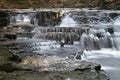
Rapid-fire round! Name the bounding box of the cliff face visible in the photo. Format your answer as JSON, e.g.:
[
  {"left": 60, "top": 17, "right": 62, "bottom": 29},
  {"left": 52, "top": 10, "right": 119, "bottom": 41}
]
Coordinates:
[{"left": 0, "top": 0, "right": 120, "bottom": 9}]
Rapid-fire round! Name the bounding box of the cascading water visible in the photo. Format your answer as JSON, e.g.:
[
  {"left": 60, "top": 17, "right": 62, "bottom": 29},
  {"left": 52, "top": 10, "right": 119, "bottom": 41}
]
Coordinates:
[
  {"left": 80, "top": 28, "right": 115, "bottom": 50},
  {"left": 57, "top": 14, "right": 78, "bottom": 27},
  {"left": 54, "top": 11, "right": 120, "bottom": 77},
  {"left": 114, "top": 16, "right": 120, "bottom": 26},
  {"left": 113, "top": 16, "right": 120, "bottom": 50},
  {"left": 76, "top": 10, "right": 120, "bottom": 80},
  {"left": 31, "top": 9, "right": 120, "bottom": 62},
  {"left": 6, "top": 9, "right": 120, "bottom": 80}
]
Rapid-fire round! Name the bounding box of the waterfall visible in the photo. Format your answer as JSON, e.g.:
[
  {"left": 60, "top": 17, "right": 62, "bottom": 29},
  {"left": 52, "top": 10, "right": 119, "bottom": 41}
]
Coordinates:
[
  {"left": 79, "top": 28, "right": 117, "bottom": 50},
  {"left": 113, "top": 16, "right": 120, "bottom": 50},
  {"left": 57, "top": 14, "right": 78, "bottom": 27},
  {"left": 113, "top": 32, "right": 120, "bottom": 50},
  {"left": 18, "top": 9, "right": 120, "bottom": 51},
  {"left": 10, "top": 13, "right": 36, "bottom": 25},
  {"left": 114, "top": 16, "right": 120, "bottom": 26}
]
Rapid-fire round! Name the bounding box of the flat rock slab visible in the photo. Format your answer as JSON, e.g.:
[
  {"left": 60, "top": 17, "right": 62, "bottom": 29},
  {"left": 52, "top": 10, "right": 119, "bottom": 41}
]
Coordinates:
[
  {"left": 0, "top": 70, "right": 109, "bottom": 80},
  {"left": 0, "top": 46, "right": 109, "bottom": 80}
]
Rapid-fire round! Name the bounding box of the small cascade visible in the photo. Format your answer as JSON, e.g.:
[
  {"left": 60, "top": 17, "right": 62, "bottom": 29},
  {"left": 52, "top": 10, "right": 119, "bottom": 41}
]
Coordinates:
[
  {"left": 74, "top": 49, "right": 88, "bottom": 61},
  {"left": 2, "top": 9, "right": 120, "bottom": 52},
  {"left": 114, "top": 16, "right": 120, "bottom": 26},
  {"left": 32, "top": 9, "right": 120, "bottom": 51},
  {"left": 36, "top": 11, "right": 63, "bottom": 26},
  {"left": 57, "top": 14, "right": 78, "bottom": 27},
  {"left": 0, "top": 11, "right": 10, "bottom": 27},
  {"left": 33, "top": 27, "right": 85, "bottom": 45},
  {"left": 79, "top": 28, "right": 116, "bottom": 50},
  {"left": 113, "top": 16, "right": 120, "bottom": 50},
  {"left": 68, "top": 10, "right": 119, "bottom": 26},
  {"left": 11, "top": 40, "right": 60, "bottom": 54},
  {"left": 80, "top": 50, "right": 88, "bottom": 61},
  {"left": 9, "top": 13, "right": 37, "bottom": 25},
  {"left": 8, "top": 10, "right": 63, "bottom": 27}
]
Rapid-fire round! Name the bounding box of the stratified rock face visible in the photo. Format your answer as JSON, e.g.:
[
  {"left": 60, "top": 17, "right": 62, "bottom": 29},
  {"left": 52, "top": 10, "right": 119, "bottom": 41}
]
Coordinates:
[
  {"left": 36, "top": 11, "right": 62, "bottom": 26},
  {"left": 0, "top": 11, "right": 10, "bottom": 27}
]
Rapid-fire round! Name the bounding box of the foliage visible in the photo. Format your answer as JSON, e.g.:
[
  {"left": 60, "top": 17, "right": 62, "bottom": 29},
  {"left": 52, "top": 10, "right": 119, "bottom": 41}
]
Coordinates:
[{"left": 0, "top": 0, "right": 120, "bottom": 9}]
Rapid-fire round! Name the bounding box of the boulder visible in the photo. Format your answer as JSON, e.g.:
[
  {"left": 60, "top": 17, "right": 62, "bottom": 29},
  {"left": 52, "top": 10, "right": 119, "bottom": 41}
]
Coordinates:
[
  {"left": 0, "top": 46, "right": 23, "bottom": 72},
  {"left": 0, "top": 11, "right": 10, "bottom": 27},
  {"left": 0, "top": 46, "right": 13, "bottom": 58}
]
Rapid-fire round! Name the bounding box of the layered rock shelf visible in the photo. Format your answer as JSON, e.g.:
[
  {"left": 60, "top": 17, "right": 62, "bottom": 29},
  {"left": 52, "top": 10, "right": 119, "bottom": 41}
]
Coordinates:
[
  {"left": 0, "top": 9, "right": 116, "bottom": 80},
  {"left": 0, "top": 46, "right": 109, "bottom": 80}
]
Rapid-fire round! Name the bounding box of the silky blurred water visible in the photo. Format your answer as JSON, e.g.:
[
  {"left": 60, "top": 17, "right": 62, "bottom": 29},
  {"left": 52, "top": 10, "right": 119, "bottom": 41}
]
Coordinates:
[{"left": 12, "top": 9, "right": 120, "bottom": 80}]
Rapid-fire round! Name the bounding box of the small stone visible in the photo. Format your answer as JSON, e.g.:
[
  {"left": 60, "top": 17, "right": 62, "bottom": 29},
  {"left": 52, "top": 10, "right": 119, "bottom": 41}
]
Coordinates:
[{"left": 95, "top": 64, "right": 101, "bottom": 71}]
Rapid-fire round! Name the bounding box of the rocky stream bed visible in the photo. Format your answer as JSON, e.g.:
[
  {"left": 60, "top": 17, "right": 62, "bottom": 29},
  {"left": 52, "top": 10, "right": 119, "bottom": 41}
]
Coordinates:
[{"left": 0, "top": 46, "right": 109, "bottom": 80}]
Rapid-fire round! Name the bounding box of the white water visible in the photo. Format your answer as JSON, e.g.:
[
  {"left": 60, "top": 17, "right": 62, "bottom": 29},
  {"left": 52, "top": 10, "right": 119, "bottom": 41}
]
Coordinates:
[
  {"left": 82, "top": 49, "right": 120, "bottom": 80},
  {"left": 17, "top": 9, "right": 120, "bottom": 80},
  {"left": 57, "top": 14, "right": 78, "bottom": 27},
  {"left": 58, "top": 11, "right": 120, "bottom": 80},
  {"left": 114, "top": 16, "right": 120, "bottom": 26},
  {"left": 80, "top": 15, "right": 120, "bottom": 80},
  {"left": 113, "top": 16, "right": 120, "bottom": 50}
]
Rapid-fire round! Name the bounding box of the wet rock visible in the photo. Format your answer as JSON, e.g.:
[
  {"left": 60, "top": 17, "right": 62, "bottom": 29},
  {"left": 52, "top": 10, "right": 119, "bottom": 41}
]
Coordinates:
[
  {"left": 0, "top": 46, "right": 13, "bottom": 58},
  {"left": 0, "top": 11, "right": 10, "bottom": 27},
  {"left": 95, "top": 64, "right": 101, "bottom": 71},
  {"left": 0, "top": 46, "right": 109, "bottom": 80},
  {"left": 36, "top": 11, "right": 62, "bottom": 26},
  {"left": 0, "top": 69, "right": 109, "bottom": 80},
  {"left": 0, "top": 45, "right": 21, "bottom": 62},
  {"left": 109, "top": 13, "right": 119, "bottom": 19},
  {"left": 4, "top": 33, "right": 17, "bottom": 40},
  {"left": 9, "top": 54, "right": 21, "bottom": 63},
  {"left": 0, "top": 62, "right": 19, "bottom": 72},
  {"left": 74, "top": 67, "right": 91, "bottom": 72},
  {"left": 96, "top": 33, "right": 102, "bottom": 38},
  {"left": 19, "top": 55, "right": 102, "bottom": 73},
  {"left": 0, "top": 46, "right": 26, "bottom": 72},
  {"left": 0, "top": 46, "right": 14, "bottom": 72},
  {"left": 107, "top": 27, "right": 114, "bottom": 34}
]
